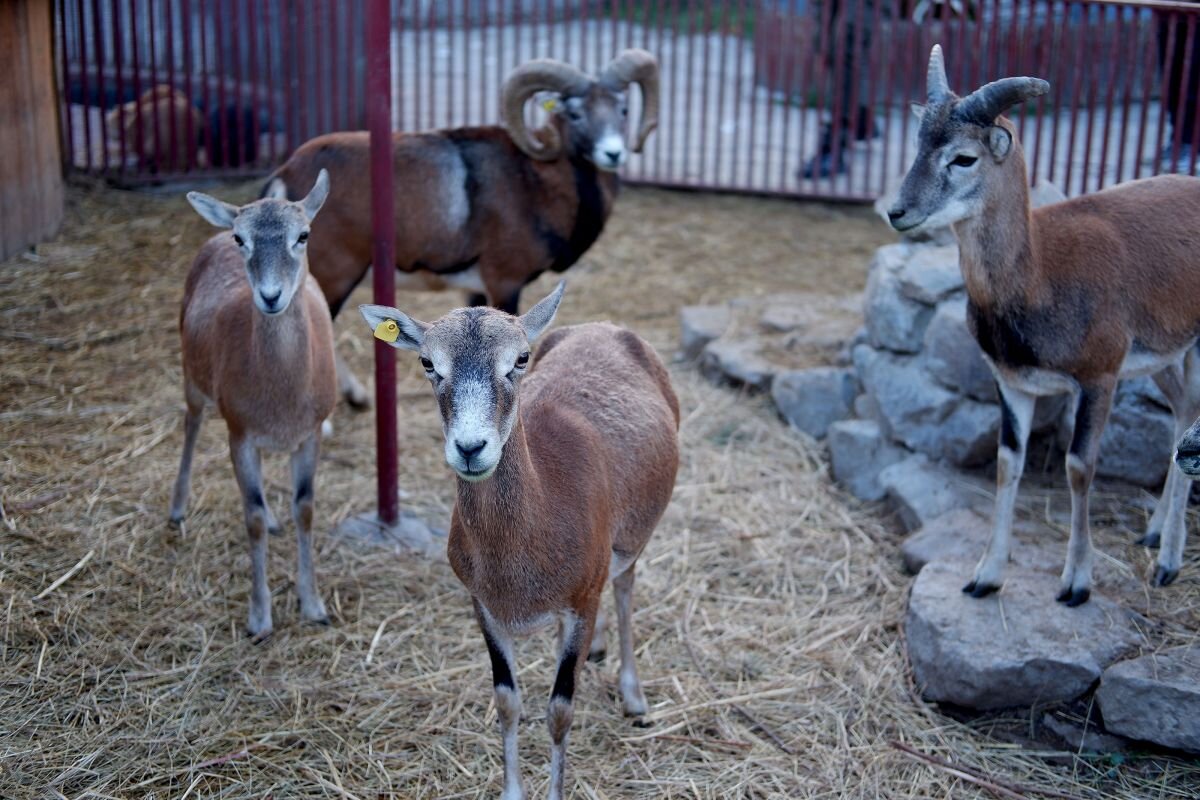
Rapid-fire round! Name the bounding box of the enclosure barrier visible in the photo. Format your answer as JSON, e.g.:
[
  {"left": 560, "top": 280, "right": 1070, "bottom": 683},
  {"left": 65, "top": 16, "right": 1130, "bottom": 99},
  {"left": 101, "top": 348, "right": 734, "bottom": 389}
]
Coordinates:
[{"left": 57, "top": 0, "right": 1200, "bottom": 199}]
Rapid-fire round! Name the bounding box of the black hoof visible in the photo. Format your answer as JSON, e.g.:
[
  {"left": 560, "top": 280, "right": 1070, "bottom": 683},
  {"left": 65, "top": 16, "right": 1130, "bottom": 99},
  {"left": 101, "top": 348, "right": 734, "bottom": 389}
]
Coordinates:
[
  {"left": 587, "top": 649, "right": 607, "bottom": 664},
  {"left": 167, "top": 515, "right": 183, "bottom": 529},
  {"left": 268, "top": 525, "right": 284, "bottom": 537},
  {"left": 1154, "top": 566, "right": 1179, "bottom": 587},
  {"left": 1137, "top": 532, "right": 1161, "bottom": 549},
  {"left": 963, "top": 580, "right": 999, "bottom": 598},
  {"left": 1055, "top": 587, "right": 1091, "bottom": 606},
  {"left": 629, "top": 716, "right": 652, "bottom": 729},
  {"left": 307, "top": 616, "right": 332, "bottom": 627},
  {"left": 246, "top": 629, "right": 273, "bottom": 645},
  {"left": 346, "top": 394, "right": 371, "bottom": 412}
]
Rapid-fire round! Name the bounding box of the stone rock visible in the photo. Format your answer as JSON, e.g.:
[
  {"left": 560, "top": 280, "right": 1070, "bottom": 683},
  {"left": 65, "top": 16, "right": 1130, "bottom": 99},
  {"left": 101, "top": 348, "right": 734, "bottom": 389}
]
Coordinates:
[
  {"left": 828, "top": 419, "right": 910, "bottom": 501},
  {"left": 1041, "top": 713, "right": 1130, "bottom": 754},
  {"left": 855, "top": 345, "right": 999, "bottom": 466},
  {"left": 906, "top": 560, "right": 1145, "bottom": 709},
  {"left": 1096, "top": 379, "right": 1174, "bottom": 488},
  {"left": 699, "top": 337, "right": 776, "bottom": 391},
  {"left": 879, "top": 455, "right": 988, "bottom": 531},
  {"left": 897, "top": 244, "right": 963, "bottom": 305},
  {"left": 852, "top": 391, "right": 891, "bottom": 437},
  {"left": 771, "top": 367, "right": 858, "bottom": 439},
  {"left": 864, "top": 253, "right": 933, "bottom": 354},
  {"left": 680, "top": 304, "right": 732, "bottom": 360},
  {"left": 1096, "top": 646, "right": 1200, "bottom": 753},
  {"left": 923, "top": 297, "right": 996, "bottom": 403},
  {"left": 902, "top": 509, "right": 994, "bottom": 574}
]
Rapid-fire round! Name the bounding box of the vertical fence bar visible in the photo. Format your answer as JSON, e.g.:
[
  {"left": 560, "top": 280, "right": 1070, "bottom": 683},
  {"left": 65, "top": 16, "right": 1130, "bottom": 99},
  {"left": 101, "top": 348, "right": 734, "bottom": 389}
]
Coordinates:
[
  {"left": 367, "top": 0, "right": 398, "bottom": 526},
  {"left": 110, "top": 0, "right": 127, "bottom": 172},
  {"left": 712, "top": 2, "right": 726, "bottom": 186},
  {"left": 1134, "top": 4, "right": 1157, "bottom": 180},
  {"left": 1080, "top": 6, "right": 1099, "bottom": 193},
  {"left": 1154, "top": 14, "right": 1178, "bottom": 176},
  {"left": 165, "top": 0, "right": 181, "bottom": 173},
  {"left": 776, "top": 0, "right": 794, "bottom": 191},
  {"left": 59, "top": 0, "right": 77, "bottom": 173},
  {"left": 130, "top": 0, "right": 144, "bottom": 173},
  {"left": 1117, "top": 5, "right": 1136, "bottom": 185},
  {"left": 91, "top": 0, "right": 109, "bottom": 171},
  {"left": 1170, "top": 17, "right": 1197, "bottom": 173},
  {"left": 76, "top": 0, "right": 93, "bottom": 171},
  {"left": 148, "top": 0, "right": 164, "bottom": 175},
  {"left": 1097, "top": 6, "right": 1121, "bottom": 190}
]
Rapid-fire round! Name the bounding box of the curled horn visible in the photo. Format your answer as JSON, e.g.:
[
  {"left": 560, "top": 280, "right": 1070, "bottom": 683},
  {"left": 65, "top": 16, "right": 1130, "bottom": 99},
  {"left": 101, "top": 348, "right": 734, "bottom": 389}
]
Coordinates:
[
  {"left": 927, "top": 44, "right": 950, "bottom": 103},
  {"left": 502, "top": 59, "right": 592, "bottom": 160},
  {"left": 957, "top": 76, "right": 1050, "bottom": 125},
  {"left": 600, "top": 49, "right": 660, "bottom": 153}
]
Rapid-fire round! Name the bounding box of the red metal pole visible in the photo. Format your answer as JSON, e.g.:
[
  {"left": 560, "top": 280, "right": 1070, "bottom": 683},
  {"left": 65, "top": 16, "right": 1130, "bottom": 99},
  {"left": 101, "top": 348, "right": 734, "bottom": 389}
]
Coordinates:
[{"left": 367, "top": 0, "right": 399, "bottom": 526}]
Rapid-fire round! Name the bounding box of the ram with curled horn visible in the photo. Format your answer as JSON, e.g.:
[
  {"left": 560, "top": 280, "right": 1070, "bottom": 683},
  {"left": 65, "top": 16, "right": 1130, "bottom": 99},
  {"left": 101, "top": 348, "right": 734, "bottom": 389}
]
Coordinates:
[
  {"left": 888, "top": 44, "right": 1200, "bottom": 605},
  {"left": 261, "top": 49, "right": 660, "bottom": 410}
]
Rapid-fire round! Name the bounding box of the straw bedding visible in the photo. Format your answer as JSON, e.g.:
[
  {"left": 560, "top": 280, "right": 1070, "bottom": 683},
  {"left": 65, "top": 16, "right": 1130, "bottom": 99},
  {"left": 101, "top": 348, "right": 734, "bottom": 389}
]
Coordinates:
[{"left": 1, "top": 181, "right": 1198, "bottom": 799}]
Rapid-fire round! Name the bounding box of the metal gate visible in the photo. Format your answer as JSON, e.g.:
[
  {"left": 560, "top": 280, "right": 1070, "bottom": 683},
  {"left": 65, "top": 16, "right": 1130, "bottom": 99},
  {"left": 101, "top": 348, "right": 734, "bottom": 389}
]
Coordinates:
[{"left": 58, "top": 0, "right": 1200, "bottom": 200}]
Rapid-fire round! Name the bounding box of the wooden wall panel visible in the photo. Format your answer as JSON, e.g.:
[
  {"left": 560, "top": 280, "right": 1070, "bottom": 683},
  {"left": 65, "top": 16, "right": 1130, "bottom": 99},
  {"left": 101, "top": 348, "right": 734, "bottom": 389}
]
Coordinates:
[{"left": 0, "top": 0, "right": 64, "bottom": 262}]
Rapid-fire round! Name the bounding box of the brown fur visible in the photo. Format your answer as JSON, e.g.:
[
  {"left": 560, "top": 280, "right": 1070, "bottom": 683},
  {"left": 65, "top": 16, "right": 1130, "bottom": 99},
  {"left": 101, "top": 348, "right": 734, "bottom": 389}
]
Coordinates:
[
  {"left": 266, "top": 119, "right": 619, "bottom": 315},
  {"left": 106, "top": 85, "right": 205, "bottom": 172},
  {"left": 180, "top": 233, "right": 337, "bottom": 446},
  {"left": 447, "top": 321, "right": 679, "bottom": 627}
]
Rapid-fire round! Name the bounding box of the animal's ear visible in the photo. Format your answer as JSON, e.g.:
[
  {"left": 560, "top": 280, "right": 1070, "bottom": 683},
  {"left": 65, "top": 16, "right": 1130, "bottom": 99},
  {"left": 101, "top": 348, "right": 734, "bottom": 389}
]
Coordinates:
[
  {"left": 263, "top": 177, "right": 288, "bottom": 200},
  {"left": 186, "top": 192, "right": 239, "bottom": 228},
  {"left": 358, "top": 304, "right": 428, "bottom": 351},
  {"left": 519, "top": 281, "right": 565, "bottom": 342},
  {"left": 301, "top": 169, "right": 331, "bottom": 221},
  {"left": 911, "top": 103, "right": 926, "bottom": 121},
  {"left": 987, "top": 125, "right": 1013, "bottom": 162}
]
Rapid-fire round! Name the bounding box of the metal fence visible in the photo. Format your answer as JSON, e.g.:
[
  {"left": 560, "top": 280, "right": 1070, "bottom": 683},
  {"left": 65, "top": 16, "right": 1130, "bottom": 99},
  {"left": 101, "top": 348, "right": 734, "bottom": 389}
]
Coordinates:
[{"left": 57, "top": 0, "right": 1200, "bottom": 200}]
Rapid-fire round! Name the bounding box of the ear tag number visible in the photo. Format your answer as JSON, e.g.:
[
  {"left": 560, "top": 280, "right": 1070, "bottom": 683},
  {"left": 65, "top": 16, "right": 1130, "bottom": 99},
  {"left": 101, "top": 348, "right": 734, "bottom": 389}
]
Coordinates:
[
  {"left": 542, "top": 99, "right": 559, "bottom": 112},
  {"left": 374, "top": 320, "right": 400, "bottom": 343}
]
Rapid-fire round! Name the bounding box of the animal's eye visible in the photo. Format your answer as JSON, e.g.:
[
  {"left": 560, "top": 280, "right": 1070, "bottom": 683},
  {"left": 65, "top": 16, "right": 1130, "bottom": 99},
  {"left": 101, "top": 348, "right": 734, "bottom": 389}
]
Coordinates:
[
  {"left": 622, "top": 107, "right": 629, "bottom": 117},
  {"left": 420, "top": 356, "right": 434, "bottom": 372},
  {"left": 515, "top": 352, "right": 530, "bottom": 368},
  {"left": 297, "top": 231, "right": 309, "bottom": 244},
  {"left": 950, "top": 154, "right": 978, "bottom": 168},
  {"left": 233, "top": 234, "right": 245, "bottom": 247}
]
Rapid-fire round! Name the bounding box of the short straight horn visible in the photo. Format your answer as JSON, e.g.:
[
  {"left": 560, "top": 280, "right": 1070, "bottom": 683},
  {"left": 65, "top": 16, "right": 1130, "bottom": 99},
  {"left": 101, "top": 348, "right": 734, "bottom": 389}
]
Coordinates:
[{"left": 927, "top": 44, "right": 950, "bottom": 103}]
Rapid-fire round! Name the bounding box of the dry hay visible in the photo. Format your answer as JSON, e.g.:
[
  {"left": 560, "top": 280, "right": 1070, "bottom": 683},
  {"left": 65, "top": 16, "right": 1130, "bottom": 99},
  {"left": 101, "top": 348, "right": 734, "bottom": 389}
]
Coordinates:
[{"left": 1, "top": 181, "right": 1198, "bottom": 799}]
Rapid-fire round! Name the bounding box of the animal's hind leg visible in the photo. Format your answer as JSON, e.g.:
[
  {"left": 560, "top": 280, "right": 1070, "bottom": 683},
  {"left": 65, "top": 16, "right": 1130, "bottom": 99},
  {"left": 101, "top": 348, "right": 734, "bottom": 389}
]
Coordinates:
[
  {"left": 965, "top": 381, "right": 1036, "bottom": 597},
  {"left": 1144, "top": 361, "right": 1189, "bottom": 548},
  {"left": 1154, "top": 350, "right": 1200, "bottom": 586},
  {"left": 587, "top": 606, "right": 607, "bottom": 663},
  {"left": 169, "top": 383, "right": 205, "bottom": 526},
  {"left": 1058, "top": 378, "right": 1117, "bottom": 606},
  {"left": 613, "top": 563, "right": 648, "bottom": 717}
]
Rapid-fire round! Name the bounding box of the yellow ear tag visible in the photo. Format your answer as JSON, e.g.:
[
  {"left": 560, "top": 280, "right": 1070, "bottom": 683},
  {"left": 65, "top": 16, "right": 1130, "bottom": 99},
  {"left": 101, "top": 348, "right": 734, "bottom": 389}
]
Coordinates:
[
  {"left": 374, "top": 320, "right": 400, "bottom": 343},
  {"left": 542, "top": 98, "right": 558, "bottom": 112}
]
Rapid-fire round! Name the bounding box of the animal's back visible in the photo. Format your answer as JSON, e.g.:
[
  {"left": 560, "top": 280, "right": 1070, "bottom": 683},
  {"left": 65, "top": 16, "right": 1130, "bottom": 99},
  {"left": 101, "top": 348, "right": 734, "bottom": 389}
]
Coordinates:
[
  {"left": 525, "top": 322, "right": 679, "bottom": 557},
  {"left": 1032, "top": 174, "right": 1200, "bottom": 348}
]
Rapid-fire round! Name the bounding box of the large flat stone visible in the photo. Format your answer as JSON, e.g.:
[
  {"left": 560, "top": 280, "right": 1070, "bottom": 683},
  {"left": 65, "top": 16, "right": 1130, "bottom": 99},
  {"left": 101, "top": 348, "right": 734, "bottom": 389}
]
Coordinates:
[
  {"left": 855, "top": 345, "right": 999, "bottom": 467},
  {"left": 771, "top": 367, "right": 858, "bottom": 439},
  {"left": 679, "top": 304, "right": 731, "bottom": 360},
  {"left": 863, "top": 256, "right": 933, "bottom": 354},
  {"left": 922, "top": 297, "right": 996, "bottom": 403},
  {"left": 896, "top": 244, "right": 963, "bottom": 306},
  {"left": 699, "top": 337, "right": 776, "bottom": 390},
  {"left": 907, "top": 560, "right": 1145, "bottom": 709},
  {"left": 878, "top": 455, "right": 989, "bottom": 531},
  {"left": 1096, "top": 647, "right": 1200, "bottom": 753},
  {"left": 828, "top": 419, "right": 910, "bottom": 502}
]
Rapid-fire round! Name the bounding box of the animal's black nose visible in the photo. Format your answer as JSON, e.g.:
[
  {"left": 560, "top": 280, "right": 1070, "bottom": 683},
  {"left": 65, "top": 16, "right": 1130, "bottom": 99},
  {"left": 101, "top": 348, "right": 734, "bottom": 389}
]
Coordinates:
[
  {"left": 605, "top": 150, "right": 622, "bottom": 163},
  {"left": 456, "top": 440, "right": 487, "bottom": 462},
  {"left": 887, "top": 207, "right": 906, "bottom": 223},
  {"left": 260, "top": 289, "right": 281, "bottom": 307},
  {"left": 1177, "top": 438, "right": 1200, "bottom": 459}
]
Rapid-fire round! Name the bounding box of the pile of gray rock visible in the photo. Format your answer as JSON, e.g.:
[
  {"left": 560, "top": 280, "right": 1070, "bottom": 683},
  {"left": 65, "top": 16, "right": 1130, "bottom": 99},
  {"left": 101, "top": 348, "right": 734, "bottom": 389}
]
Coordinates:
[{"left": 677, "top": 183, "right": 1200, "bottom": 755}]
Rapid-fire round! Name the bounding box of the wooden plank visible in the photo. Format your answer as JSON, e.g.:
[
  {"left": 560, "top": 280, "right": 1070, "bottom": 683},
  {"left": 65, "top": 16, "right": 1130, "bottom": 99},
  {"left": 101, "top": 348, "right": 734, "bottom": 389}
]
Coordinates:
[{"left": 0, "top": 0, "right": 64, "bottom": 262}]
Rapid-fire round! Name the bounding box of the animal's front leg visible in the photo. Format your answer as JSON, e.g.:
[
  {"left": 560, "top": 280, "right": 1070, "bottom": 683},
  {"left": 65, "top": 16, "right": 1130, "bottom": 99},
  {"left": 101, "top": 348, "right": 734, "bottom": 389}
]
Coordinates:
[
  {"left": 1058, "top": 379, "right": 1116, "bottom": 605},
  {"left": 291, "top": 432, "right": 329, "bottom": 624},
  {"left": 965, "top": 380, "right": 1036, "bottom": 597},
  {"left": 230, "top": 435, "right": 273, "bottom": 640},
  {"left": 547, "top": 606, "right": 595, "bottom": 800},
  {"left": 476, "top": 602, "right": 524, "bottom": 800}
]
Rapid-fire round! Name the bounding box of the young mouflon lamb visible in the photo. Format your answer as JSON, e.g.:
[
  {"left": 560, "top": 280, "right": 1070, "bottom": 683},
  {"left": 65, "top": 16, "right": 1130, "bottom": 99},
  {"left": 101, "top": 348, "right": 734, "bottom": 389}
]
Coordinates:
[
  {"left": 170, "top": 171, "right": 336, "bottom": 640},
  {"left": 359, "top": 284, "right": 679, "bottom": 800}
]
